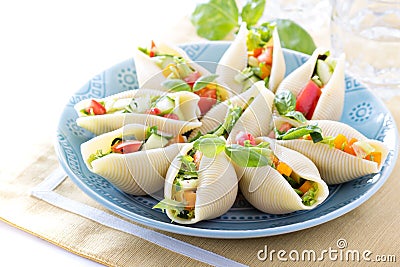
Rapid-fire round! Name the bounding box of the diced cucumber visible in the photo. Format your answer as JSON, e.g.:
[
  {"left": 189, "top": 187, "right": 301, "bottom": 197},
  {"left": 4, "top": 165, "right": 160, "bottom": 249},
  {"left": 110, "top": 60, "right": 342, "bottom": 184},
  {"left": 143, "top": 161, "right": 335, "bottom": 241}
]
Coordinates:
[
  {"left": 141, "top": 133, "right": 169, "bottom": 150},
  {"left": 153, "top": 55, "right": 175, "bottom": 69},
  {"left": 154, "top": 96, "right": 175, "bottom": 115},
  {"left": 316, "top": 59, "right": 332, "bottom": 85}
]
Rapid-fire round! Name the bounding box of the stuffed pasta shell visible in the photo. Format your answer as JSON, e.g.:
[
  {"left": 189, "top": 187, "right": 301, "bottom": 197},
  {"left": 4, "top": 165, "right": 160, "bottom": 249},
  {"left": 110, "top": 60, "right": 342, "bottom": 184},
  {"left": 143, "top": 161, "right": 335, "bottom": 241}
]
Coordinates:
[
  {"left": 81, "top": 124, "right": 186, "bottom": 195},
  {"left": 75, "top": 89, "right": 201, "bottom": 135},
  {"left": 153, "top": 142, "right": 238, "bottom": 224}
]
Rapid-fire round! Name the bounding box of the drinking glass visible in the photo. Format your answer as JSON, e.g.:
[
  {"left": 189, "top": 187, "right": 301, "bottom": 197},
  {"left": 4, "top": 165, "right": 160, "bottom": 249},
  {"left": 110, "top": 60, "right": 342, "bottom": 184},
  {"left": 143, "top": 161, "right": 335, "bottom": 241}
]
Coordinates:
[{"left": 331, "top": 0, "right": 400, "bottom": 99}]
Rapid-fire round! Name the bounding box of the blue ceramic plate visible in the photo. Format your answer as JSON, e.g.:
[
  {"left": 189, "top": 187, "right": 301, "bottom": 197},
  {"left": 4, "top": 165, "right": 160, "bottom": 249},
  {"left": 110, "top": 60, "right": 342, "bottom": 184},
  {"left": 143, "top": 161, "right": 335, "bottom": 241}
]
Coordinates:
[{"left": 56, "top": 42, "right": 398, "bottom": 239}]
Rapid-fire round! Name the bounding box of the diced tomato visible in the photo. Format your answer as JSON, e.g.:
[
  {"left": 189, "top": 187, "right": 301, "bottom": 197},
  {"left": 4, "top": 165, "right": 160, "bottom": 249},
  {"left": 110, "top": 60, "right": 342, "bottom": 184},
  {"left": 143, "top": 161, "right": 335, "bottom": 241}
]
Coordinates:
[
  {"left": 253, "top": 47, "right": 263, "bottom": 57},
  {"left": 149, "top": 40, "right": 157, "bottom": 57},
  {"left": 295, "top": 80, "right": 322, "bottom": 120},
  {"left": 193, "top": 150, "right": 203, "bottom": 169},
  {"left": 257, "top": 46, "right": 273, "bottom": 65},
  {"left": 195, "top": 88, "right": 218, "bottom": 115},
  {"left": 146, "top": 107, "right": 161, "bottom": 115},
  {"left": 111, "top": 140, "right": 143, "bottom": 154},
  {"left": 183, "top": 71, "right": 201, "bottom": 88},
  {"left": 235, "top": 131, "right": 256, "bottom": 146},
  {"left": 278, "top": 122, "right": 293, "bottom": 133},
  {"left": 86, "top": 99, "right": 106, "bottom": 115},
  {"left": 163, "top": 113, "right": 179, "bottom": 120}
]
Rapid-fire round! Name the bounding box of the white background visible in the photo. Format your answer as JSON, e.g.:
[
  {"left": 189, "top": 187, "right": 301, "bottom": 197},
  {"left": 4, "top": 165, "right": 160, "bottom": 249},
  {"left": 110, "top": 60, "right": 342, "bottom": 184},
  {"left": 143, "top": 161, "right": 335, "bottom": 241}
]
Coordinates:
[{"left": 0, "top": 1, "right": 193, "bottom": 266}]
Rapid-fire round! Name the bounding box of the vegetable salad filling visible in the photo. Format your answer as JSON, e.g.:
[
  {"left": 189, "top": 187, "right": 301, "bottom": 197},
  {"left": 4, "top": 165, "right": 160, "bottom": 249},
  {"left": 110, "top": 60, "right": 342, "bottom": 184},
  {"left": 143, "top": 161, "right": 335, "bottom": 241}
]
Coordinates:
[
  {"left": 235, "top": 23, "right": 275, "bottom": 89},
  {"left": 321, "top": 134, "right": 382, "bottom": 165},
  {"left": 79, "top": 93, "right": 183, "bottom": 120},
  {"left": 153, "top": 149, "right": 202, "bottom": 220},
  {"left": 232, "top": 132, "right": 318, "bottom": 206},
  {"left": 295, "top": 52, "right": 337, "bottom": 120},
  {"left": 87, "top": 126, "right": 185, "bottom": 167},
  {"left": 140, "top": 41, "right": 228, "bottom": 115}
]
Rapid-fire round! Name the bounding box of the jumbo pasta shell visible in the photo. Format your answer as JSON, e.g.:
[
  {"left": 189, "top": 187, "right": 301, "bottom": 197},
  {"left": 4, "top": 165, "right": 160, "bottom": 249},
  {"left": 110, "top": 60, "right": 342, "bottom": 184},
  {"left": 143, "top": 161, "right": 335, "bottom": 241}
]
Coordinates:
[
  {"left": 133, "top": 41, "right": 211, "bottom": 91},
  {"left": 164, "top": 143, "right": 238, "bottom": 224},
  {"left": 188, "top": 81, "right": 266, "bottom": 140},
  {"left": 239, "top": 137, "right": 329, "bottom": 214},
  {"left": 226, "top": 83, "right": 275, "bottom": 144},
  {"left": 76, "top": 90, "right": 202, "bottom": 135},
  {"left": 81, "top": 124, "right": 184, "bottom": 195},
  {"left": 216, "top": 23, "right": 285, "bottom": 93},
  {"left": 268, "top": 28, "right": 286, "bottom": 93},
  {"left": 276, "top": 120, "right": 390, "bottom": 184},
  {"left": 216, "top": 23, "right": 249, "bottom": 94},
  {"left": 275, "top": 48, "right": 345, "bottom": 121}
]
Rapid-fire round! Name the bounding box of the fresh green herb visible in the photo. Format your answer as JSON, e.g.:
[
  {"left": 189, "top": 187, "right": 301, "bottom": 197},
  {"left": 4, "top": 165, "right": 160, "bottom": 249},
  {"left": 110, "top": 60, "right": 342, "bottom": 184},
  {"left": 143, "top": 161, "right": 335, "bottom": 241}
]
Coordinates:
[
  {"left": 176, "top": 154, "right": 198, "bottom": 180},
  {"left": 273, "top": 19, "right": 317, "bottom": 55},
  {"left": 190, "top": 1, "right": 316, "bottom": 55},
  {"left": 212, "top": 103, "right": 243, "bottom": 136},
  {"left": 274, "top": 90, "right": 296, "bottom": 115},
  {"left": 145, "top": 126, "right": 159, "bottom": 139},
  {"left": 161, "top": 79, "right": 192, "bottom": 92},
  {"left": 87, "top": 149, "right": 111, "bottom": 168},
  {"left": 192, "top": 134, "right": 226, "bottom": 158},
  {"left": 241, "top": 0, "right": 266, "bottom": 27},
  {"left": 224, "top": 143, "right": 272, "bottom": 167},
  {"left": 274, "top": 90, "right": 307, "bottom": 123},
  {"left": 190, "top": 0, "right": 239, "bottom": 40},
  {"left": 192, "top": 74, "right": 219, "bottom": 92},
  {"left": 301, "top": 184, "right": 318, "bottom": 206},
  {"left": 275, "top": 124, "right": 323, "bottom": 143},
  {"left": 153, "top": 198, "right": 185, "bottom": 213},
  {"left": 246, "top": 22, "right": 275, "bottom": 51}
]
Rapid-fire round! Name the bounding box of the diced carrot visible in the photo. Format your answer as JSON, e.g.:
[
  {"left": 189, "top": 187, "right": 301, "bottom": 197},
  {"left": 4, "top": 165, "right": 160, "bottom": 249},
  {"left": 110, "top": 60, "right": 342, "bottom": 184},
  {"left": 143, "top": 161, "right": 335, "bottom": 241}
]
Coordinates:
[
  {"left": 334, "top": 134, "right": 347, "bottom": 150},
  {"left": 298, "top": 181, "right": 313, "bottom": 195},
  {"left": 365, "top": 152, "right": 382, "bottom": 166},
  {"left": 277, "top": 161, "right": 292, "bottom": 177},
  {"left": 348, "top": 138, "right": 358, "bottom": 145},
  {"left": 272, "top": 156, "right": 279, "bottom": 168},
  {"left": 184, "top": 191, "right": 196, "bottom": 208},
  {"left": 259, "top": 63, "right": 272, "bottom": 79},
  {"left": 343, "top": 143, "right": 356, "bottom": 156}
]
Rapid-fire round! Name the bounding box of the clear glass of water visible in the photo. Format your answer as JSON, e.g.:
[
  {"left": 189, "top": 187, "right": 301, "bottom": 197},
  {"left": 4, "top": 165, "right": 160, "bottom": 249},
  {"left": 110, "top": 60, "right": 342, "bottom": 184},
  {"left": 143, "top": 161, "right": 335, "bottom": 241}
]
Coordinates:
[{"left": 331, "top": 0, "right": 400, "bottom": 99}]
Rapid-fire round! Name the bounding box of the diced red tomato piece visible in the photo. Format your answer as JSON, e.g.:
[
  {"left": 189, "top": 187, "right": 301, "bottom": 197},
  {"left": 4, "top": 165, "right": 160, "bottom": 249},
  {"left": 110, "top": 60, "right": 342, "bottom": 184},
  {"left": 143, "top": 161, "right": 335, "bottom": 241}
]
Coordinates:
[
  {"left": 257, "top": 46, "right": 273, "bottom": 65},
  {"left": 278, "top": 122, "right": 293, "bottom": 133},
  {"left": 147, "top": 107, "right": 161, "bottom": 115},
  {"left": 195, "top": 88, "right": 218, "bottom": 115},
  {"left": 86, "top": 99, "right": 106, "bottom": 115},
  {"left": 149, "top": 40, "right": 157, "bottom": 57},
  {"left": 163, "top": 113, "right": 179, "bottom": 120},
  {"left": 253, "top": 47, "right": 263, "bottom": 57},
  {"left": 183, "top": 71, "right": 201, "bottom": 88},
  {"left": 235, "top": 131, "right": 256, "bottom": 146},
  {"left": 111, "top": 140, "right": 143, "bottom": 154},
  {"left": 295, "top": 80, "right": 322, "bottom": 120}
]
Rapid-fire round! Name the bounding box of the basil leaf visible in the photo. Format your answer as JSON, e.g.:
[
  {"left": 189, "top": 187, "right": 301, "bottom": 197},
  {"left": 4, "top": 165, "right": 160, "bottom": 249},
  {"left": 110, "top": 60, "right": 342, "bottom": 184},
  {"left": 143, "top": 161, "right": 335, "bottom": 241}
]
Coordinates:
[
  {"left": 161, "top": 79, "right": 191, "bottom": 92},
  {"left": 225, "top": 144, "right": 270, "bottom": 167},
  {"left": 212, "top": 104, "right": 243, "bottom": 136},
  {"left": 284, "top": 111, "right": 307, "bottom": 123},
  {"left": 273, "top": 19, "right": 317, "bottom": 55},
  {"left": 241, "top": 0, "right": 266, "bottom": 27},
  {"left": 192, "top": 74, "right": 219, "bottom": 92},
  {"left": 275, "top": 124, "right": 323, "bottom": 143},
  {"left": 190, "top": 0, "right": 239, "bottom": 40},
  {"left": 193, "top": 134, "right": 226, "bottom": 158},
  {"left": 274, "top": 90, "right": 296, "bottom": 115}
]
